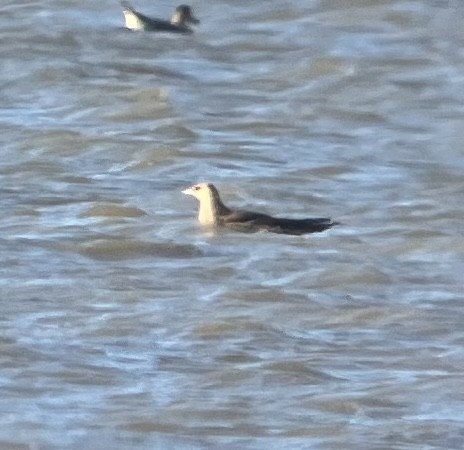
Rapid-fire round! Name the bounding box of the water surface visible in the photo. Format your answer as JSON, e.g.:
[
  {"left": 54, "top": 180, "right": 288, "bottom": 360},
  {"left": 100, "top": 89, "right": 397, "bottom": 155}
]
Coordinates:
[{"left": 1, "top": 0, "right": 464, "bottom": 448}]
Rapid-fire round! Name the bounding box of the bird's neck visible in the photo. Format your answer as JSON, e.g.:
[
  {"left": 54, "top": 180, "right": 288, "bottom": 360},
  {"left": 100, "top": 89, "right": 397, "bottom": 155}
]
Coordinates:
[
  {"left": 198, "top": 191, "right": 229, "bottom": 225},
  {"left": 171, "top": 12, "right": 183, "bottom": 26}
]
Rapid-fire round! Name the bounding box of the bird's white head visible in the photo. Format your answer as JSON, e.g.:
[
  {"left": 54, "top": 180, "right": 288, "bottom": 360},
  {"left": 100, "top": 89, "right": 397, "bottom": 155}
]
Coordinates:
[
  {"left": 182, "top": 182, "right": 213, "bottom": 200},
  {"left": 182, "top": 183, "right": 223, "bottom": 225}
]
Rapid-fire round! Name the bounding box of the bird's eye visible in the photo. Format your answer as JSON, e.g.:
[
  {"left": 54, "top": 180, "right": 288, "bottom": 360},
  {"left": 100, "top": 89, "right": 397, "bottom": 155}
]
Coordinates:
[{"left": 193, "top": 185, "right": 200, "bottom": 191}]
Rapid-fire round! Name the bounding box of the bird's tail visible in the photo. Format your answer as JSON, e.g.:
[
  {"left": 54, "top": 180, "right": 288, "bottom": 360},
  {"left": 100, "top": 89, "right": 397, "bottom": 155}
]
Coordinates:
[
  {"left": 271, "top": 218, "right": 337, "bottom": 235},
  {"left": 121, "top": 1, "right": 135, "bottom": 13}
]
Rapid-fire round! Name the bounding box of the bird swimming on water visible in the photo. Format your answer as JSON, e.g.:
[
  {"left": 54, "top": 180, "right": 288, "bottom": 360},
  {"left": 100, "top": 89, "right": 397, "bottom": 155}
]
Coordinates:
[
  {"left": 182, "top": 183, "right": 338, "bottom": 235},
  {"left": 121, "top": 2, "right": 199, "bottom": 33}
]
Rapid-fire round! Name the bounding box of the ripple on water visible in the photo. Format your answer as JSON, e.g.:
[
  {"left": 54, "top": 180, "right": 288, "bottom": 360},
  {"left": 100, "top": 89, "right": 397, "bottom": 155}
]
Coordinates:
[
  {"left": 78, "top": 239, "right": 203, "bottom": 261},
  {"left": 80, "top": 203, "right": 148, "bottom": 218}
]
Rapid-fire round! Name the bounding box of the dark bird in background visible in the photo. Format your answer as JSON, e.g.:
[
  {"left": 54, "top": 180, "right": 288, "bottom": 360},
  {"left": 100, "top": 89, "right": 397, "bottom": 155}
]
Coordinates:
[
  {"left": 182, "top": 183, "right": 338, "bottom": 235},
  {"left": 121, "top": 2, "right": 199, "bottom": 33}
]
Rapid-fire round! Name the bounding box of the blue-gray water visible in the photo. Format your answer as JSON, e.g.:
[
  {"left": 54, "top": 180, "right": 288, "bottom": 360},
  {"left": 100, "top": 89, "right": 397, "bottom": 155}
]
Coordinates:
[{"left": 1, "top": 0, "right": 463, "bottom": 449}]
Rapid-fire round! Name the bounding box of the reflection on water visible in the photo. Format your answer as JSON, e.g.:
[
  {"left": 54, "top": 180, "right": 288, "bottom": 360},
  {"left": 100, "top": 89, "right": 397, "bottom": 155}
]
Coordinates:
[{"left": 1, "top": 0, "right": 464, "bottom": 448}]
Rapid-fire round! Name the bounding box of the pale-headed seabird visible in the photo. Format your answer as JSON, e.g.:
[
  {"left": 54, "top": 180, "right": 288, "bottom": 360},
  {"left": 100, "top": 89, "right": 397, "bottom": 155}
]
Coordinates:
[
  {"left": 182, "top": 183, "right": 338, "bottom": 235},
  {"left": 122, "top": 2, "right": 199, "bottom": 33}
]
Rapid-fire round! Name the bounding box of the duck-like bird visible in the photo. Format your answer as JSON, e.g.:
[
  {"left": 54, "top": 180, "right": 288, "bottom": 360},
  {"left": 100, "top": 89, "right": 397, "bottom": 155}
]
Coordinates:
[
  {"left": 121, "top": 2, "right": 199, "bottom": 33},
  {"left": 182, "top": 183, "right": 338, "bottom": 235}
]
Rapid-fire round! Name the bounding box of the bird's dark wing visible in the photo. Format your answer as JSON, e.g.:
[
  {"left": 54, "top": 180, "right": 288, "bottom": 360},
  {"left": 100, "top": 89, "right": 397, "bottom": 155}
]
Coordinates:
[
  {"left": 220, "top": 210, "right": 274, "bottom": 232},
  {"left": 264, "top": 217, "right": 336, "bottom": 235},
  {"left": 222, "top": 209, "right": 273, "bottom": 224},
  {"left": 221, "top": 209, "right": 336, "bottom": 235},
  {"left": 144, "top": 19, "right": 192, "bottom": 33}
]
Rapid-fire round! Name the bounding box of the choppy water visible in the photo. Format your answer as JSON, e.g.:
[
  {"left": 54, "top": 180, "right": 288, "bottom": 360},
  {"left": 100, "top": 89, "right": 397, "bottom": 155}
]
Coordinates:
[{"left": 1, "top": 0, "right": 464, "bottom": 449}]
